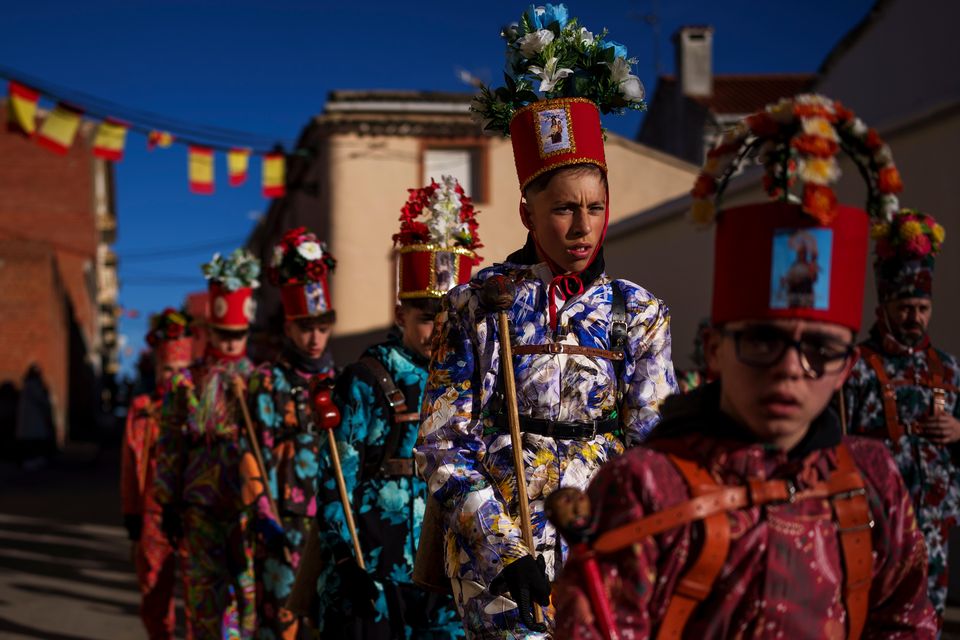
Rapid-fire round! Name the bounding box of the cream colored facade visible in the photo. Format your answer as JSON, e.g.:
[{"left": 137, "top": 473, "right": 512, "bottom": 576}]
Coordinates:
[{"left": 319, "top": 94, "right": 699, "bottom": 339}]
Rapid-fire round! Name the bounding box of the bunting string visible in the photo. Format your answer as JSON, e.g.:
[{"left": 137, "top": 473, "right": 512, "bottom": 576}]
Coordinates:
[{"left": 0, "top": 64, "right": 290, "bottom": 198}]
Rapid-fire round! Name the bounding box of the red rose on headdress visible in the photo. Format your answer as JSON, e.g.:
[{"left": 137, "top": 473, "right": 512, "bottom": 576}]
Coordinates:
[
  {"left": 745, "top": 112, "right": 779, "bottom": 137},
  {"left": 802, "top": 183, "right": 838, "bottom": 225},
  {"left": 833, "top": 101, "right": 854, "bottom": 123},
  {"left": 877, "top": 166, "right": 903, "bottom": 194},
  {"left": 864, "top": 128, "right": 883, "bottom": 152},
  {"left": 904, "top": 233, "right": 932, "bottom": 257},
  {"left": 283, "top": 227, "right": 307, "bottom": 244},
  {"left": 792, "top": 134, "right": 838, "bottom": 158},
  {"left": 306, "top": 261, "right": 327, "bottom": 282}
]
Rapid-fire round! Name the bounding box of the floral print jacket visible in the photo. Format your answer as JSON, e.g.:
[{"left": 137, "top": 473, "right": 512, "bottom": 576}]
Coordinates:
[{"left": 415, "top": 260, "right": 677, "bottom": 589}]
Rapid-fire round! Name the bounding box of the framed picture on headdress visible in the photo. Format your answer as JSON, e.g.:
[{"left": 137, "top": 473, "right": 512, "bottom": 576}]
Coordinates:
[
  {"left": 770, "top": 228, "right": 833, "bottom": 310},
  {"left": 538, "top": 108, "right": 572, "bottom": 155}
]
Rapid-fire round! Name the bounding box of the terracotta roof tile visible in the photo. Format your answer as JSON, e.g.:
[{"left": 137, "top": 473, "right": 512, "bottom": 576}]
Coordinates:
[{"left": 661, "top": 73, "right": 817, "bottom": 115}]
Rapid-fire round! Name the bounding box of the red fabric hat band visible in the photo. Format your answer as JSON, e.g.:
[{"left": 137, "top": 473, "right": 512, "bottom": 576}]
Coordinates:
[
  {"left": 280, "top": 279, "right": 334, "bottom": 320},
  {"left": 208, "top": 283, "right": 255, "bottom": 329},
  {"left": 156, "top": 337, "right": 193, "bottom": 364},
  {"left": 712, "top": 202, "right": 868, "bottom": 332},
  {"left": 398, "top": 246, "right": 476, "bottom": 299},
  {"left": 510, "top": 97, "right": 607, "bottom": 191}
]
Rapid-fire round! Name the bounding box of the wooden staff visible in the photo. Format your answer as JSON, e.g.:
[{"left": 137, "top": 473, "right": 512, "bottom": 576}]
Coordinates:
[
  {"left": 309, "top": 379, "right": 366, "bottom": 569},
  {"left": 481, "top": 275, "right": 543, "bottom": 624}
]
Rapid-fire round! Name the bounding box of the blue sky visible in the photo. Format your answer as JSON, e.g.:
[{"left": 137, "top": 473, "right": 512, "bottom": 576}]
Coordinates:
[{"left": 0, "top": 0, "right": 874, "bottom": 375}]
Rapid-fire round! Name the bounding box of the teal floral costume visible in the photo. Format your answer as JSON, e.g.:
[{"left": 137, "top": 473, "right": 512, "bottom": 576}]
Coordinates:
[
  {"left": 245, "top": 351, "right": 335, "bottom": 639},
  {"left": 314, "top": 333, "right": 462, "bottom": 638}
]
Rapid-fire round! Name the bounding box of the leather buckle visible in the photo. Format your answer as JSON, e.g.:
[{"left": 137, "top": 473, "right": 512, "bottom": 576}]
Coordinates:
[
  {"left": 546, "top": 343, "right": 565, "bottom": 355},
  {"left": 385, "top": 388, "right": 407, "bottom": 409}
]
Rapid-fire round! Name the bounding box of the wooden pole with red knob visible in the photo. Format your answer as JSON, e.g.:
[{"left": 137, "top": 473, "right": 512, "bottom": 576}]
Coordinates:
[{"left": 309, "top": 379, "right": 366, "bottom": 569}]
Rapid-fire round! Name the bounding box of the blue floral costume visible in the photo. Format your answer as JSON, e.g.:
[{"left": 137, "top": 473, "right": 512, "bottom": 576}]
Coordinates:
[
  {"left": 314, "top": 334, "right": 463, "bottom": 638},
  {"left": 245, "top": 354, "right": 336, "bottom": 639},
  {"left": 416, "top": 259, "right": 677, "bottom": 638}
]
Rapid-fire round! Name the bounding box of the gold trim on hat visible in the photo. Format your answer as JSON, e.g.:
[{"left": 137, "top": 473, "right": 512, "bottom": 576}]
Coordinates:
[
  {"left": 397, "top": 245, "right": 476, "bottom": 299},
  {"left": 519, "top": 156, "right": 609, "bottom": 192}
]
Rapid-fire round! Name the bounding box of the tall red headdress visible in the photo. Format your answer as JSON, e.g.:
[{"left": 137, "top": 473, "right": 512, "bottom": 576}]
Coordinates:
[
  {"left": 269, "top": 227, "right": 337, "bottom": 321},
  {"left": 146, "top": 308, "right": 193, "bottom": 364},
  {"left": 393, "top": 176, "right": 482, "bottom": 299},
  {"left": 201, "top": 249, "right": 261, "bottom": 330},
  {"left": 691, "top": 94, "right": 904, "bottom": 332}
]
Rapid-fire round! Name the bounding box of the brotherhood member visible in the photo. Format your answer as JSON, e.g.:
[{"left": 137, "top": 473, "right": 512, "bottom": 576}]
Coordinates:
[
  {"left": 121, "top": 309, "right": 193, "bottom": 639},
  {"left": 241, "top": 228, "right": 338, "bottom": 639},
  {"left": 552, "top": 94, "right": 936, "bottom": 638},
  {"left": 309, "top": 177, "right": 475, "bottom": 638},
  {"left": 844, "top": 209, "right": 959, "bottom": 621},
  {"left": 155, "top": 249, "right": 261, "bottom": 639},
  {"left": 415, "top": 5, "right": 676, "bottom": 636}
]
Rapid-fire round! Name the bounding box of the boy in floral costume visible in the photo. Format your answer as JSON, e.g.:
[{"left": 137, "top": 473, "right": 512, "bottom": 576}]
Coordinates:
[
  {"left": 121, "top": 309, "right": 193, "bottom": 639},
  {"left": 844, "top": 209, "right": 960, "bottom": 623},
  {"left": 154, "top": 249, "right": 261, "bottom": 639},
  {"left": 242, "top": 228, "right": 338, "bottom": 639},
  {"left": 309, "top": 177, "right": 474, "bottom": 638},
  {"left": 553, "top": 95, "right": 936, "bottom": 639},
  {"left": 417, "top": 7, "right": 675, "bottom": 637}
]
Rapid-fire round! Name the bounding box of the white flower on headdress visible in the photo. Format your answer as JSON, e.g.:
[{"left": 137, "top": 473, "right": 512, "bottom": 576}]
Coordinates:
[
  {"left": 604, "top": 58, "right": 645, "bottom": 103},
  {"left": 297, "top": 241, "right": 323, "bottom": 261},
  {"left": 517, "top": 29, "right": 555, "bottom": 57},
  {"left": 802, "top": 117, "right": 839, "bottom": 142},
  {"left": 798, "top": 156, "right": 840, "bottom": 185},
  {"left": 528, "top": 56, "right": 573, "bottom": 93},
  {"left": 567, "top": 26, "right": 594, "bottom": 46}
]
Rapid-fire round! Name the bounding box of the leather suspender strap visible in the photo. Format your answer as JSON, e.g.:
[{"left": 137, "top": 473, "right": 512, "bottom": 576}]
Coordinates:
[
  {"left": 830, "top": 443, "right": 873, "bottom": 640},
  {"left": 512, "top": 343, "right": 625, "bottom": 361},
  {"left": 357, "top": 356, "right": 417, "bottom": 481},
  {"left": 860, "top": 347, "right": 905, "bottom": 442},
  {"left": 926, "top": 347, "right": 959, "bottom": 393},
  {"left": 656, "top": 455, "right": 731, "bottom": 640},
  {"left": 359, "top": 356, "right": 410, "bottom": 417}
]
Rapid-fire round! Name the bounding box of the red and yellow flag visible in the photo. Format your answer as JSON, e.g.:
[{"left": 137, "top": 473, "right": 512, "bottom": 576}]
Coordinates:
[
  {"left": 36, "top": 103, "right": 83, "bottom": 154},
  {"left": 7, "top": 82, "right": 40, "bottom": 135},
  {"left": 188, "top": 146, "right": 215, "bottom": 194},
  {"left": 147, "top": 130, "right": 174, "bottom": 150},
  {"left": 93, "top": 118, "right": 129, "bottom": 161},
  {"left": 228, "top": 148, "right": 250, "bottom": 186},
  {"left": 262, "top": 153, "right": 285, "bottom": 198}
]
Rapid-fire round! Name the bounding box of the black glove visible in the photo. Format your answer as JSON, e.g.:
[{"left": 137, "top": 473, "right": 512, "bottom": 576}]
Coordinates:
[
  {"left": 490, "top": 555, "right": 550, "bottom": 632},
  {"left": 160, "top": 505, "right": 183, "bottom": 546},
  {"left": 333, "top": 556, "right": 379, "bottom": 620},
  {"left": 123, "top": 513, "right": 143, "bottom": 542}
]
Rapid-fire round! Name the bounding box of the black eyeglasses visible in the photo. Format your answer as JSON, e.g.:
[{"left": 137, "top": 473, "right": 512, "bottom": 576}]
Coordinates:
[{"left": 719, "top": 326, "right": 855, "bottom": 379}]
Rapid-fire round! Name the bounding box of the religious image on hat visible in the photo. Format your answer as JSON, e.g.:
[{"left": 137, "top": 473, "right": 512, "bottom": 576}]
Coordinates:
[
  {"left": 689, "top": 94, "right": 904, "bottom": 332},
  {"left": 146, "top": 307, "right": 193, "bottom": 363},
  {"left": 269, "top": 227, "right": 337, "bottom": 321},
  {"left": 393, "top": 175, "right": 482, "bottom": 299},
  {"left": 871, "top": 209, "right": 945, "bottom": 302},
  {"left": 470, "top": 4, "right": 645, "bottom": 189},
  {"left": 202, "top": 248, "right": 261, "bottom": 330}
]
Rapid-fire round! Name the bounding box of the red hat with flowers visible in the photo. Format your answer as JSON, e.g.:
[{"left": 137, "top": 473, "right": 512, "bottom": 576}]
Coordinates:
[
  {"left": 872, "top": 209, "right": 945, "bottom": 302},
  {"left": 470, "top": 3, "right": 646, "bottom": 315},
  {"left": 393, "top": 176, "right": 482, "bottom": 299},
  {"left": 146, "top": 308, "right": 193, "bottom": 363},
  {"left": 202, "top": 249, "right": 261, "bottom": 330},
  {"left": 269, "top": 227, "right": 337, "bottom": 321},
  {"left": 690, "top": 94, "right": 904, "bottom": 332}
]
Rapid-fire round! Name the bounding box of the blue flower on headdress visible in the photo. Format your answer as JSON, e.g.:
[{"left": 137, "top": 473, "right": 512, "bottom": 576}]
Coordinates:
[
  {"left": 602, "top": 40, "right": 628, "bottom": 60},
  {"left": 526, "top": 3, "right": 568, "bottom": 30}
]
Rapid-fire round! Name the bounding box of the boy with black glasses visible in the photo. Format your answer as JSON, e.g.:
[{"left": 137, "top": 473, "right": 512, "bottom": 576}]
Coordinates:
[{"left": 552, "top": 95, "right": 936, "bottom": 638}]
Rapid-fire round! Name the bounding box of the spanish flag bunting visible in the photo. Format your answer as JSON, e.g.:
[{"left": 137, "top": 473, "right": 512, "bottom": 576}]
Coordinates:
[
  {"left": 7, "top": 82, "right": 40, "bottom": 135},
  {"left": 147, "top": 129, "right": 174, "bottom": 150},
  {"left": 36, "top": 102, "right": 83, "bottom": 155},
  {"left": 188, "top": 146, "right": 214, "bottom": 194},
  {"left": 227, "top": 148, "right": 250, "bottom": 186},
  {"left": 93, "top": 118, "right": 129, "bottom": 161},
  {"left": 262, "top": 153, "right": 285, "bottom": 198}
]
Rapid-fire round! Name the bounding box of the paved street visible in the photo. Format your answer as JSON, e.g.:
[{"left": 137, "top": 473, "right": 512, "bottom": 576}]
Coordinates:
[{"left": 0, "top": 444, "right": 154, "bottom": 640}]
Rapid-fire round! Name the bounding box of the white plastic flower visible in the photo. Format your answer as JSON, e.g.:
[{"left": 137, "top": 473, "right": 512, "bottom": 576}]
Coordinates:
[
  {"left": 528, "top": 56, "right": 573, "bottom": 93},
  {"left": 604, "top": 57, "right": 645, "bottom": 102},
  {"left": 517, "top": 29, "right": 555, "bottom": 57},
  {"left": 297, "top": 241, "right": 323, "bottom": 261}
]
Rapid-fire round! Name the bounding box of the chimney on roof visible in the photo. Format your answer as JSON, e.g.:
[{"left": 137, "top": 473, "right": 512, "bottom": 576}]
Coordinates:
[{"left": 673, "top": 26, "right": 713, "bottom": 98}]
